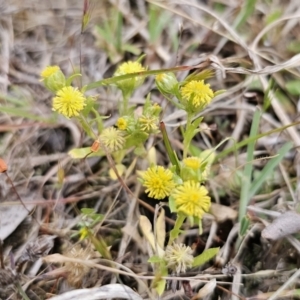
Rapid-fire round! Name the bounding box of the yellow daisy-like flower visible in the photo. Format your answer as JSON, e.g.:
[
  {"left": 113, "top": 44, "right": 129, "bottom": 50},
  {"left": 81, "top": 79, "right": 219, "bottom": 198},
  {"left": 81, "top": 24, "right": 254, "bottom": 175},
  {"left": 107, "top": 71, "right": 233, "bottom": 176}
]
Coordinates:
[
  {"left": 164, "top": 243, "right": 194, "bottom": 274},
  {"left": 116, "top": 117, "right": 128, "bottom": 130},
  {"left": 139, "top": 166, "right": 176, "bottom": 200},
  {"left": 40, "top": 65, "right": 60, "bottom": 79},
  {"left": 172, "top": 181, "right": 211, "bottom": 218},
  {"left": 115, "top": 61, "right": 145, "bottom": 75},
  {"left": 183, "top": 157, "right": 202, "bottom": 170},
  {"left": 53, "top": 86, "right": 86, "bottom": 118},
  {"left": 114, "top": 61, "right": 146, "bottom": 92},
  {"left": 138, "top": 115, "right": 158, "bottom": 133},
  {"left": 100, "top": 127, "right": 125, "bottom": 152},
  {"left": 180, "top": 80, "right": 214, "bottom": 111}
]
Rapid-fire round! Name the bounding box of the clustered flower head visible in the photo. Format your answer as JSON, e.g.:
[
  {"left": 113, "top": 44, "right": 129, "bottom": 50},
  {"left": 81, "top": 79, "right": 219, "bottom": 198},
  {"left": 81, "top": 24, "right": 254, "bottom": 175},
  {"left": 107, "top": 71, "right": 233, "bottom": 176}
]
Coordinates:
[
  {"left": 180, "top": 156, "right": 205, "bottom": 182},
  {"left": 114, "top": 61, "right": 146, "bottom": 93},
  {"left": 116, "top": 117, "right": 128, "bottom": 131},
  {"left": 52, "top": 86, "right": 86, "bottom": 118},
  {"left": 41, "top": 65, "right": 60, "bottom": 79},
  {"left": 138, "top": 115, "right": 159, "bottom": 133},
  {"left": 139, "top": 166, "right": 176, "bottom": 200},
  {"left": 40, "top": 65, "right": 66, "bottom": 93},
  {"left": 136, "top": 98, "right": 161, "bottom": 134},
  {"left": 99, "top": 127, "right": 125, "bottom": 152},
  {"left": 180, "top": 80, "right": 214, "bottom": 113},
  {"left": 64, "top": 245, "right": 93, "bottom": 287},
  {"left": 172, "top": 180, "right": 211, "bottom": 218},
  {"left": 40, "top": 65, "right": 88, "bottom": 118},
  {"left": 164, "top": 243, "right": 194, "bottom": 274},
  {"left": 183, "top": 157, "right": 202, "bottom": 170}
]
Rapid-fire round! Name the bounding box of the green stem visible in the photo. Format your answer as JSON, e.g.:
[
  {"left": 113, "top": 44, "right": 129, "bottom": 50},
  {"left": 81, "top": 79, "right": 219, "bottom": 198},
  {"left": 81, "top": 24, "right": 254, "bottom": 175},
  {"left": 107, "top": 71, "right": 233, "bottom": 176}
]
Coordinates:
[
  {"left": 183, "top": 114, "right": 193, "bottom": 159},
  {"left": 168, "top": 214, "right": 186, "bottom": 245},
  {"left": 160, "top": 122, "right": 180, "bottom": 174},
  {"left": 85, "top": 62, "right": 211, "bottom": 91},
  {"left": 78, "top": 114, "right": 97, "bottom": 139},
  {"left": 121, "top": 90, "right": 130, "bottom": 115},
  {"left": 16, "top": 282, "right": 30, "bottom": 300}
]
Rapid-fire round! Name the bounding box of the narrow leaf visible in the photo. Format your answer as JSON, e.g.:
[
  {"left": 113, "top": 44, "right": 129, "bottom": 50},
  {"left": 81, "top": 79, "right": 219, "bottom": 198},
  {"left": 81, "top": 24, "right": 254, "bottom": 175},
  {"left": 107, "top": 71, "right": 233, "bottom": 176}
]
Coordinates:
[{"left": 192, "top": 247, "right": 219, "bottom": 267}]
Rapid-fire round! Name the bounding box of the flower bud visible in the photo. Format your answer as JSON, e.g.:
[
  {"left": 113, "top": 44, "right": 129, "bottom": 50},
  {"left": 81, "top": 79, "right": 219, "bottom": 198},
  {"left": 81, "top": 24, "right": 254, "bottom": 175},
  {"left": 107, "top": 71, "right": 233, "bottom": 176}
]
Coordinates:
[
  {"left": 40, "top": 66, "right": 66, "bottom": 93},
  {"left": 155, "top": 73, "right": 179, "bottom": 95}
]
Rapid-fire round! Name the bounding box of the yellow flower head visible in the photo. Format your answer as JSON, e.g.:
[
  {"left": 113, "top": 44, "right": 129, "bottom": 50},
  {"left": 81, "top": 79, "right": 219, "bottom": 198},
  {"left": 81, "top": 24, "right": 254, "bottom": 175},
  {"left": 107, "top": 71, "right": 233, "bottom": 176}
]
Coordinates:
[
  {"left": 52, "top": 86, "right": 86, "bottom": 118},
  {"left": 164, "top": 243, "right": 194, "bottom": 274},
  {"left": 40, "top": 66, "right": 60, "bottom": 79},
  {"left": 138, "top": 115, "right": 158, "bottom": 133},
  {"left": 172, "top": 181, "right": 211, "bottom": 218},
  {"left": 180, "top": 80, "right": 214, "bottom": 112},
  {"left": 114, "top": 61, "right": 146, "bottom": 92},
  {"left": 41, "top": 65, "right": 66, "bottom": 92},
  {"left": 116, "top": 117, "right": 128, "bottom": 130},
  {"left": 183, "top": 157, "right": 202, "bottom": 170},
  {"left": 100, "top": 127, "right": 125, "bottom": 152},
  {"left": 115, "top": 61, "right": 145, "bottom": 75},
  {"left": 139, "top": 166, "right": 176, "bottom": 200}
]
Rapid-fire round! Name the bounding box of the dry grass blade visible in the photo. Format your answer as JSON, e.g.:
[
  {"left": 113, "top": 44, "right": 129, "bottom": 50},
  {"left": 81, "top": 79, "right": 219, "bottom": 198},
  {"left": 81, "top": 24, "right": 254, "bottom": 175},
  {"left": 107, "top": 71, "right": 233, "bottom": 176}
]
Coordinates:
[{"left": 48, "top": 284, "right": 143, "bottom": 300}]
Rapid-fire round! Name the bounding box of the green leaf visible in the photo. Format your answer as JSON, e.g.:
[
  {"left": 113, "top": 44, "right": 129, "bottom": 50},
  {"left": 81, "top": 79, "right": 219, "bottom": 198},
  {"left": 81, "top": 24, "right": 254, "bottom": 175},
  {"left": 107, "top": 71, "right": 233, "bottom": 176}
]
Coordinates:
[
  {"left": 265, "top": 10, "right": 282, "bottom": 25},
  {"left": 148, "top": 255, "right": 163, "bottom": 263},
  {"left": 249, "top": 142, "right": 293, "bottom": 199},
  {"left": 192, "top": 247, "right": 219, "bottom": 267},
  {"left": 239, "top": 109, "right": 261, "bottom": 222},
  {"left": 68, "top": 147, "right": 104, "bottom": 159},
  {"left": 0, "top": 105, "right": 55, "bottom": 122},
  {"left": 125, "top": 131, "right": 148, "bottom": 148},
  {"left": 240, "top": 215, "right": 251, "bottom": 236},
  {"left": 90, "top": 234, "right": 112, "bottom": 260},
  {"left": 286, "top": 80, "right": 300, "bottom": 96},
  {"left": 65, "top": 73, "right": 82, "bottom": 86},
  {"left": 160, "top": 122, "right": 180, "bottom": 173},
  {"left": 153, "top": 262, "right": 168, "bottom": 295},
  {"left": 155, "top": 279, "right": 166, "bottom": 296},
  {"left": 81, "top": 208, "right": 95, "bottom": 215},
  {"left": 182, "top": 69, "right": 214, "bottom": 85}
]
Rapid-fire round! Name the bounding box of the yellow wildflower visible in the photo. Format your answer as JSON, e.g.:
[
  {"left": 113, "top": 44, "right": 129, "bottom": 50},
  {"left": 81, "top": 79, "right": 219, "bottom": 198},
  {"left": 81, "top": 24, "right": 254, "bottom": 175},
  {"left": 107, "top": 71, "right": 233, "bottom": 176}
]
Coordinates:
[
  {"left": 41, "top": 65, "right": 66, "bottom": 92},
  {"left": 183, "top": 157, "right": 202, "bottom": 170},
  {"left": 52, "top": 86, "right": 86, "bottom": 118},
  {"left": 180, "top": 80, "right": 214, "bottom": 112},
  {"left": 138, "top": 115, "right": 158, "bottom": 133},
  {"left": 78, "top": 226, "right": 90, "bottom": 240},
  {"left": 40, "top": 66, "right": 60, "bottom": 79},
  {"left": 139, "top": 166, "right": 176, "bottom": 200},
  {"left": 116, "top": 117, "right": 128, "bottom": 130},
  {"left": 100, "top": 127, "right": 125, "bottom": 152},
  {"left": 115, "top": 61, "right": 145, "bottom": 75},
  {"left": 164, "top": 243, "right": 194, "bottom": 274},
  {"left": 172, "top": 181, "right": 210, "bottom": 218},
  {"left": 114, "top": 61, "right": 146, "bottom": 92}
]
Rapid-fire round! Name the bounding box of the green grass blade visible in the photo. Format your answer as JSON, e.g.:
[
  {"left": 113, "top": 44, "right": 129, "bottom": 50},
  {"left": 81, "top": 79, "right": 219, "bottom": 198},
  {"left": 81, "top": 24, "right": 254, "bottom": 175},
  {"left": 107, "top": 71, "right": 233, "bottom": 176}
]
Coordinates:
[
  {"left": 249, "top": 142, "right": 293, "bottom": 199},
  {"left": 215, "top": 120, "right": 300, "bottom": 161},
  {"left": 233, "top": 0, "right": 257, "bottom": 29},
  {"left": 0, "top": 106, "right": 54, "bottom": 122},
  {"left": 239, "top": 110, "right": 261, "bottom": 223}
]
